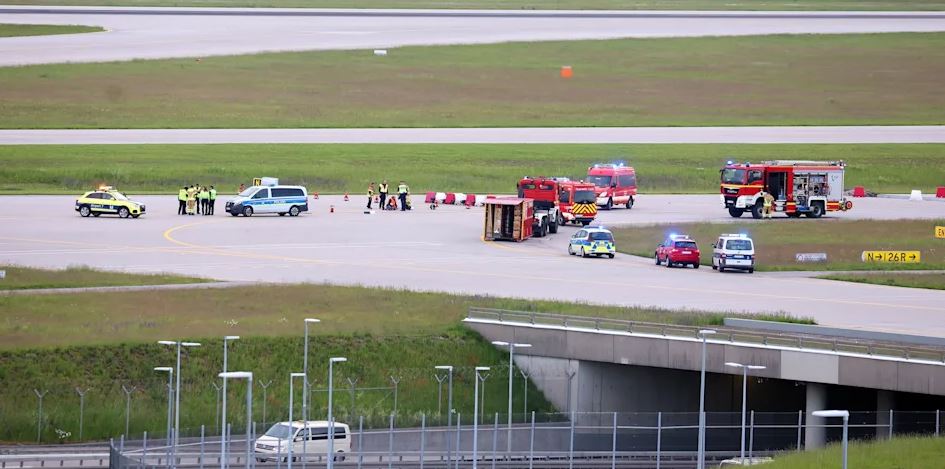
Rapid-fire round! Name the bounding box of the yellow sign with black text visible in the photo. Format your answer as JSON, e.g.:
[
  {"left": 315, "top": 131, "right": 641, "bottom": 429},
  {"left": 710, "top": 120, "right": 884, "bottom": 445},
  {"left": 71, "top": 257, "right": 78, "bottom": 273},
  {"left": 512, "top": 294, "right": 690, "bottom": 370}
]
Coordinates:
[
  {"left": 861, "top": 251, "right": 921, "bottom": 263},
  {"left": 936, "top": 226, "right": 945, "bottom": 239}
]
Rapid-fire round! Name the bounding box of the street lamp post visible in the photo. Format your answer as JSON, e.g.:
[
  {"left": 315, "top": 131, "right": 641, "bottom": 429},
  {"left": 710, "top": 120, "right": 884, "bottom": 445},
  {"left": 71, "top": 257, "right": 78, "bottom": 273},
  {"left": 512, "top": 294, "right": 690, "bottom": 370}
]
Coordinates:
[
  {"left": 219, "top": 371, "right": 254, "bottom": 469},
  {"left": 154, "top": 367, "right": 173, "bottom": 469},
  {"left": 288, "top": 372, "right": 306, "bottom": 469},
  {"left": 302, "top": 319, "right": 320, "bottom": 423},
  {"left": 435, "top": 366, "right": 454, "bottom": 466},
  {"left": 813, "top": 410, "right": 850, "bottom": 469},
  {"left": 327, "top": 357, "right": 347, "bottom": 469},
  {"left": 473, "top": 366, "right": 491, "bottom": 469},
  {"left": 696, "top": 329, "right": 716, "bottom": 469},
  {"left": 492, "top": 341, "right": 531, "bottom": 453},
  {"left": 222, "top": 336, "right": 240, "bottom": 469},
  {"left": 725, "top": 362, "right": 767, "bottom": 462},
  {"left": 159, "top": 340, "right": 201, "bottom": 449}
]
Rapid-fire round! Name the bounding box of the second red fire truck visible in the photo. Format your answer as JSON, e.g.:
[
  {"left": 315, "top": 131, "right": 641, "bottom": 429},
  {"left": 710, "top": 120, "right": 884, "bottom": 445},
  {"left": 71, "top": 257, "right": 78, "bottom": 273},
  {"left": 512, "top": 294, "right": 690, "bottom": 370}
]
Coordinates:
[{"left": 719, "top": 160, "right": 853, "bottom": 219}]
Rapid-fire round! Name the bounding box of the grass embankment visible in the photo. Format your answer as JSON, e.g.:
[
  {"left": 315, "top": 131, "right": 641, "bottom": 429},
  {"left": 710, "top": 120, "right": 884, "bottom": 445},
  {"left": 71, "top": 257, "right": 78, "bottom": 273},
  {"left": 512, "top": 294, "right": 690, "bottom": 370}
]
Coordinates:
[
  {"left": 765, "top": 436, "right": 945, "bottom": 469},
  {"left": 4, "top": 0, "right": 943, "bottom": 11},
  {"left": 612, "top": 219, "right": 945, "bottom": 271},
  {"left": 0, "top": 24, "right": 103, "bottom": 38},
  {"left": 3, "top": 143, "right": 944, "bottom": 195},
  {"left": 0, "top": 281, "right": 809, "bottom": 442},
  {"left": 2, "top": 33, "right": 944, "bottom": 128},
  {"left": 0, "top": 265, "right": 207, "bottom": 290},
  {"left": 820, "top": 272, "right": 945, "bottom": 290}
]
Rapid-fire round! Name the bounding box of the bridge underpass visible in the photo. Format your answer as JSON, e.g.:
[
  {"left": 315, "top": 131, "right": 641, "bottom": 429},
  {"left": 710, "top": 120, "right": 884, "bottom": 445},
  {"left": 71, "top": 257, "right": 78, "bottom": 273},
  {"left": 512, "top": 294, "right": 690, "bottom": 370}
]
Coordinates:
[{"left": 464, "top": 308, "right": 945, "bottom": 452}]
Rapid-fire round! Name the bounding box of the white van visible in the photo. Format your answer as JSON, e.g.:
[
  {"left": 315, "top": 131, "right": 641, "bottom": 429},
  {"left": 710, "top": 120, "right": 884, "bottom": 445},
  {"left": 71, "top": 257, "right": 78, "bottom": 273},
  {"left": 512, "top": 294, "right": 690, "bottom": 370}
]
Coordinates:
[
  {"left": 255, "top": 420, "right": 351, "bottom": 462},
  {"left": 712, "top": 233, "right": 756, "bottom": 273},
  {"left": 226, "top": 185, "right": 309, "bottom": 217}
]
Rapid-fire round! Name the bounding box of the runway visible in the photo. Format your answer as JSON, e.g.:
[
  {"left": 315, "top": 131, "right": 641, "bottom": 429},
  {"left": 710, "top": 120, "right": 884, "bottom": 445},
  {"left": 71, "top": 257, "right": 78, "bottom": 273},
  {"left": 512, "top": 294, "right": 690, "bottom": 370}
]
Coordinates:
[
  {"left": 2, "top": 194, "right": 943, "bottom": 338},
  {"left": 2, "top": 7, "right": 945, "bottom": 66},
  {"left": 2, "top": 126, "right": 945, "bottom": 144}
]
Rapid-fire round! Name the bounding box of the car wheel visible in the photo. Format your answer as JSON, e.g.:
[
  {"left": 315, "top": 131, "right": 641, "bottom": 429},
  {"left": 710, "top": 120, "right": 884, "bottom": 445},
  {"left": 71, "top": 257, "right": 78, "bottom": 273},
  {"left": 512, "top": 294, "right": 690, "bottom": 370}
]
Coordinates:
[
  {"left": 728, "top": 207, "right": 744, "bottom": 218},
  {"left": 242, "top": 206, "right": 253, "bottom": 217},
  {"left": 749, "top": 268, "right": 755, "bottom": 274},
  {"left": 605, "top": 198, "right": 613, "bottom": 210},
  {"left": 549, "top": 216, "right": 559, "bottom": 234},
  {"left": 655, "top": 254, "right": 661, "bottom": 265},
  {"left": 279, "top": 212, "right": 286, "bottom": 216},
  {"left": 625, "top": 197, "right": 633, "bottom": 209},
  {"left": 665, "top": 258, "right": 673, "bottom": 268},
  {"left": 809, "top": 202, "right": 825, "bottom": 219},
  {"left": 719, "top": 265, "right": 725, "bottom": 273},
  {"left": 79, "top": 205, "right": 91, "bottom": 217},
  {"left": 694, "top": 263, "right": 700, "bottom": 269},
  {"left": 568, "top": 245, "right": 574, "bottom": 256},
  {"left": 118, "top": 207, "right": 130, "bottom": 219},
  {"left": 608, "top": 253, "right": 615, "bottom": 259},
  {"left": 580, "top": 247, "right": 587, "bottom": 258},
  {"left": 712, "top": 263, "right": 717, "bottom": 270},
  {"left": 751, "top": 201, "right": 763, "bottom": 219}
]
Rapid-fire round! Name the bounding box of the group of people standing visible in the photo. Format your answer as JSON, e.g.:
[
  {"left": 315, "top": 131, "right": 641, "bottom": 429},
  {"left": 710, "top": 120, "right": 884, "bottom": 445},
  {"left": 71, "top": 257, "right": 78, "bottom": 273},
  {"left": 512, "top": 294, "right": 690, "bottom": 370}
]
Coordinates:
[
  {"left": 367, "top": 180, "right": 411, "bottom": 211},
  {"left": 177, "top": 185, "right": 217, "bottom": 216}
]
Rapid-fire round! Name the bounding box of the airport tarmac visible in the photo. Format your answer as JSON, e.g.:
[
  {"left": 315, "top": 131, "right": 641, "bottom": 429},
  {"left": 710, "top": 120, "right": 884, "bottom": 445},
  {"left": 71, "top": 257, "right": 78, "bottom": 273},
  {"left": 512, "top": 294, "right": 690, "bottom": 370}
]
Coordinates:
[
  {"left": 1, "top": 194, "right": 943, "bottom": 338},
  {"left": 1, "top": 7, "right": 945, "bottom": 66}
]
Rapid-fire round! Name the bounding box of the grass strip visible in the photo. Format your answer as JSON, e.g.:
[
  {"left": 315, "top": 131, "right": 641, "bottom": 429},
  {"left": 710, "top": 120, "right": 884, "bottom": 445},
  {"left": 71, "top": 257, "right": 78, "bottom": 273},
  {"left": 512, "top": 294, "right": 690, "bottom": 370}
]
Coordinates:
[
  {"left": 611, "top": 219, "right": 945, "bottom": 271},
  {"left": 765, "top": 436, "right": 945, "bottom": 469},
  {"left": 819, "top": 272, "right": 945, "bottom": 290},
  {"left": 0, "top": 24, "right": 103, "bottom": 38},
  {"left": 0, "top": 264, "right": 208, "bottom": 290},
  {"left": 2, "top": 143, "right": 944, "bottom": 195},
  {"left": 2, "top": 33, "right": 944, "bottom": 128}
]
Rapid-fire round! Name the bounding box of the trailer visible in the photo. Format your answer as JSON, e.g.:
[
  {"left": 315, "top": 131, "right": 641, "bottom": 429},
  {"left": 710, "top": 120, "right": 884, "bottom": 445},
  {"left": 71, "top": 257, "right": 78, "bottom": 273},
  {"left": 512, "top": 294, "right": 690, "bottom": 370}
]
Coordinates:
[{"left": 483, "top": 197, "right": 534, "bottom": 242}]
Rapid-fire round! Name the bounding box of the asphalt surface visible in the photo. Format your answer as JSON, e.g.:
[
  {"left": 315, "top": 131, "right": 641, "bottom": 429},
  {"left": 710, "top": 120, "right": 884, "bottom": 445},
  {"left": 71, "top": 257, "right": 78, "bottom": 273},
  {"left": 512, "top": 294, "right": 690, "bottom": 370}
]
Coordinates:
[
  {"left": 3, "top": 126, "right": 945, "bottom": 144},
  {"left": 2, "top": 194, "right": 944, "bottom": 338},
  {"left": 2, "top": 7, "right": 945, "bottom": 66}
]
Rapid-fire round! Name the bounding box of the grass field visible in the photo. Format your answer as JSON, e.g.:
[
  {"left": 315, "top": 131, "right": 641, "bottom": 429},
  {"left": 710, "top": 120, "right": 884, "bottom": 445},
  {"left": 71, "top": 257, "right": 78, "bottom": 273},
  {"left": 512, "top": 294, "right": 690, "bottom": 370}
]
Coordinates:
[
  {"left": 3, "top": 143, "right": 944, "bottom": 195},
  {"left": 2, "top": 33, "right": 944, "bottom": 128},
  {"left": 820, "top": 272, "right": 945, "bottom": 290},
  {"left": 6, "top": 0, "right": 944, "bottom": 10},
  {"left": 611, "top": 219, "right": 945, "bottom": 271},
  {"left": 0, "top": 264, "right": 206, "bottom": 290},
  {"left": 765, "top": 436, "right": 945, "bottom": 469},
  {"left": 0, "top": 24, "right": 103, "bottom": 38}
]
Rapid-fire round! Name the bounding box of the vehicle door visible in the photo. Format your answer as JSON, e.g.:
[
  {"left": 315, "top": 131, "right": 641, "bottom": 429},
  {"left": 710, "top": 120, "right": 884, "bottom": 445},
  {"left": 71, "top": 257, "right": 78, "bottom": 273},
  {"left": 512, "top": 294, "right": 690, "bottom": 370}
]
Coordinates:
[
  {"left": 571, "top": 230, "right": 586, "bottom": 250},
  {"left": 251, "top": 187, "right": 272, "bottom": 213},
  {"left": 657, "top": 238, "right": 670, "bottom": 260},
  {"left": 83, "top": 192, "right": 104, "bottom": 213},
  {"left": 712, "top": 237, "right": 724, "bottom": 266},
  {"left": 617, "top": 173, "right": 636, "bottom": 202},
  {"left": 98, "top": 192, "right": 119, "bottom": 213}
]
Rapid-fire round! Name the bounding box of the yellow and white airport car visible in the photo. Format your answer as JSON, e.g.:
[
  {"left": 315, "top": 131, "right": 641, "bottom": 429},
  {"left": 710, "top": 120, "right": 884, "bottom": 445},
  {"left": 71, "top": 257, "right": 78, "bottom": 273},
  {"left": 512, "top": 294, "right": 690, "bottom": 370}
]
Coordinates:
[{"left": 74, "top": 186, "right": 146, "bottom": 219}]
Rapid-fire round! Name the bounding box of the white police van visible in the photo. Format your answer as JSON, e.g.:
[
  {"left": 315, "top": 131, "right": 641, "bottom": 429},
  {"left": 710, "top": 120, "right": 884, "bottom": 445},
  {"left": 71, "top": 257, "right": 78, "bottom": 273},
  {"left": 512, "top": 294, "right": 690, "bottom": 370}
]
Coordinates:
[
  {"left": 712, "top": 233, "right": 756, "bottom": 273},
  {"left": 226, "top": 179, "right": 308, "bottom": 217}
]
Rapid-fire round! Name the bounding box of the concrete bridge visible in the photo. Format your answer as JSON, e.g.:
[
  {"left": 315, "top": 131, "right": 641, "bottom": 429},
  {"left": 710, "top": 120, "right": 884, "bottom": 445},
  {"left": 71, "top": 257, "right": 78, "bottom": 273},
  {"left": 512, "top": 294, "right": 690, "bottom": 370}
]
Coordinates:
[{"left": 464, "top": 308, "right": 945, "bottom": 450}]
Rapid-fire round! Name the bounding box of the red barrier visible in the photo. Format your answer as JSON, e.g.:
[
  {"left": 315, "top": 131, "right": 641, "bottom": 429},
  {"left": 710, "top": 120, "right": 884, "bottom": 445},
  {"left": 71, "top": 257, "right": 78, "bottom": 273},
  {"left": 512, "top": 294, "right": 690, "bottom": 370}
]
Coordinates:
[
  {"left": 936, "top": 187, "right": 945, "bottom": 198},
  {"left": 852, "top": 186, "right": 866, "bottom": 197},
  {"left": 444, "top": 193, "right": 456, "bottom": 204},
  {"left": 425, "top": 192, "right": 436, "bottom": 203},
  {"left": 465, "top": 194, "right": 476, "bottom": 206}
]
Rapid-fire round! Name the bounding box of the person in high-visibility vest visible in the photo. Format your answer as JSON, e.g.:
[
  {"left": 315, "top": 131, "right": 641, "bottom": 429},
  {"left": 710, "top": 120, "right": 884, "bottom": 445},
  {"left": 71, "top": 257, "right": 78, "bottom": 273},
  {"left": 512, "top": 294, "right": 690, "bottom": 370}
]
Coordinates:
[
  {"left": 208, "top": 186, "right": 217, "bottom": 215},
  {"left": 198, "top": 186, "right": 209, "bottom": 215},
  {"left": 378, "top": 180, "right": 389, "bottom": 209},
  {"left": 367, "top": 182, "right": 375, "bottom": 210},
  {"left": 177, "top": 186, "right": 187, "bottom": 215},
  {"left": 762, "top": 191, "right": 775, "bottom": 219},
  {"left": 397, "top": 181, "right": 408, "bottom": 212}
]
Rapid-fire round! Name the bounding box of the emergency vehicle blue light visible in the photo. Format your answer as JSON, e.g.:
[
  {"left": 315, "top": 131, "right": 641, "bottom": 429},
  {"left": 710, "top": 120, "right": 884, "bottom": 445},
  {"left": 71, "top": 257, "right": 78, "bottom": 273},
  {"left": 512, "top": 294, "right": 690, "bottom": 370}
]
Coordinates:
[
  {"left": 669, "top": 233, "right": 679, "bottom": 239},
  {"left": 726, "top": 160, "right": 734, "bottom": 165}
]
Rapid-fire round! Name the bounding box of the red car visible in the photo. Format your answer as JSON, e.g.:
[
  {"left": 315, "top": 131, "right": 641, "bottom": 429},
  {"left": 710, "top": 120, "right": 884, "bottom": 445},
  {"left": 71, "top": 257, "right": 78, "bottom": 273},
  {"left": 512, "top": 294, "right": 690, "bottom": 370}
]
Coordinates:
[{"left": 655, "top": 235, "right": 701, "bottom": 268}]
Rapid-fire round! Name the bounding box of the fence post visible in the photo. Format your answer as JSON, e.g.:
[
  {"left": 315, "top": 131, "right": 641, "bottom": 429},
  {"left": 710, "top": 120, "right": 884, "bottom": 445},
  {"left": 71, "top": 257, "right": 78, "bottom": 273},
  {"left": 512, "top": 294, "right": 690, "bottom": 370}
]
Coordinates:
[
  {"left": 420, "top": 413, "right": 426, "bottom": 469},
  {"left": 568, "top": 412, "right": 575, "bottom": 469},
  {"left": 491, "top": 413, "right": 498, "bottom": 469},
  {"left": 142, "top": 431, "right": 148, "bottom": 468},
  {"left": 656, "top": 412, "right": 662, "bottom": 469},
  {"left": 611, "top": 412, "right": 617, "bottom": 469},
  {"left": 388, "top": 413, "right": 394, "bottom": 469},
  {"left": 199, "top": 425, "right": 205, "bottom": 469},
  {"left": 889, "top": 409, "right": 894, "bottom": 439},
  {"left": 528, "top": 411, "right": 535, "bottom": 469},
  {"left": 749, "top": 410, "right": 755, "bottom": 460},
  {"left": 357, "top": 415, "right": 364, "bottom": 469},
  {"left": 797, "top": 410, "right": 803, "bottom": 452},
  {"left": 455, "top": 413, "right": 462, "bottom": 469},
  {"left": 936, "top": 410, "right": 940, "bottom": 437},
  {"left": 34, "top": 389, "right": 48, "bottom": 444}
]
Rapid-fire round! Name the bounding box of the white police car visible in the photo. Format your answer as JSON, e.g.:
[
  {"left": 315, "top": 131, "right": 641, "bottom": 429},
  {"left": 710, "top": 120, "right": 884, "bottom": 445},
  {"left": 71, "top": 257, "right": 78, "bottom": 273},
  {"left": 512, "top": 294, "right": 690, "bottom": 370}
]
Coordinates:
[
  {"left": 568, "top": 226, "right": 616, "bottom": 258},
  {"left": 712, "top": 233, "right": 756, "bottom": 273}
]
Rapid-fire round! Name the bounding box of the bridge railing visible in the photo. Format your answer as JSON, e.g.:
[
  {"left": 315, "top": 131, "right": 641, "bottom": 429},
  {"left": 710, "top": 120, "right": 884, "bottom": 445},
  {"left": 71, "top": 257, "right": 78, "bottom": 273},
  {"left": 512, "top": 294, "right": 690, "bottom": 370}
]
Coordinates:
[{"left": 466, "top": 307, "right": 945, "bottom": 363}]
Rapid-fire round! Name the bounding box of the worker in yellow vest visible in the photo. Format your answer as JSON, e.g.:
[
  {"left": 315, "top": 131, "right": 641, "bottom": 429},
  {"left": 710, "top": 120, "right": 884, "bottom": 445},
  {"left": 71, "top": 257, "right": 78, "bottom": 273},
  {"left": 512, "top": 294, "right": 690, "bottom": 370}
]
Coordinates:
[
  {"left": 177, "top": 186, "right": 187, "bottom": 215},
  {"left": 208, "top": 186, "right": 217, "bottom": 215},
  {"left": 378, "top": 180, "right": 389, "bottom": 209},
  {"left": 198, "top": 186, "right": 209, "bottom": 215}
]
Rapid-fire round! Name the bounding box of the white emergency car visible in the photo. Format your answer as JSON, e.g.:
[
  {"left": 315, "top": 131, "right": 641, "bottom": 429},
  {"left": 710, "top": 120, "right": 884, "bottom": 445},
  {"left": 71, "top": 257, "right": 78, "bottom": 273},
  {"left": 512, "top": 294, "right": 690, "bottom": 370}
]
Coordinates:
[
  {"left": 255, "top": 421, "right": 351, "bottom": 462},
  {"left": 711, "top": 233, "right": 756, "bottom": 273}
]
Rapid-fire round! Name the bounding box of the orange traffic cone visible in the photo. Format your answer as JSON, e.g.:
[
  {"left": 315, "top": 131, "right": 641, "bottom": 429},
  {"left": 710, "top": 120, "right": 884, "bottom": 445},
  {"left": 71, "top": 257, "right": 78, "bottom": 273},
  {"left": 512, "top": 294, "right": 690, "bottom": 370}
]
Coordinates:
[
  {"left": 343, "top": 192, "right": 349, "bottom": 202},
  {"left": 330, "top": 205, "right": 334, "bottom": 213}
]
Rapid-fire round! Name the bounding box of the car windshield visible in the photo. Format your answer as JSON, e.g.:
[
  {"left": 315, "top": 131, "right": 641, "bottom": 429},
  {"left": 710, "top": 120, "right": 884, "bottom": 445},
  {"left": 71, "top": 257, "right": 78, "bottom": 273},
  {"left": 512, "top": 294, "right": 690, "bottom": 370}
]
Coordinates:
[
  {"left": 674, "top": 241, "right": 697, "bottom": 249},
  {"left": 264, "top": 424, "right": 295, "bottom": 439},
  {"left": 239, "top": 187, "right": 257, "bottom": 197},
  {"left": 105, "top": 191, "right": 128, "bottom": 201},
  {"left": 590, "top": 232, "right": 614, "bottom": 241},
  {"left": 721, "top": 169, "right": 747, "bottom": 184},
  {"left": 726, "top": 239, "right": 753, "bottom": 250},
  {"left": 574, "top": 190, "right": 596, "bottom": 204},
  {"left": 586, "top": 175, "right": 612, "bottom": 187}
]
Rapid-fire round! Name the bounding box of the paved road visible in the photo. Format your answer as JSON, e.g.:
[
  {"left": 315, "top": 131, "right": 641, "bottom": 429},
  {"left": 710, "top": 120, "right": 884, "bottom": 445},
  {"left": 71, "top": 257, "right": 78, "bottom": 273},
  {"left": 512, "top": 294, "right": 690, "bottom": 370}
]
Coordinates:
[
  {"left": 2, "top": 126, "right": 945, "bottom": 144},
  {"left": 2, "top": 7, "right": 945, "bottom": 66},
  {"left": 2, "top": 194, "right": 943, "bottom": 338}
]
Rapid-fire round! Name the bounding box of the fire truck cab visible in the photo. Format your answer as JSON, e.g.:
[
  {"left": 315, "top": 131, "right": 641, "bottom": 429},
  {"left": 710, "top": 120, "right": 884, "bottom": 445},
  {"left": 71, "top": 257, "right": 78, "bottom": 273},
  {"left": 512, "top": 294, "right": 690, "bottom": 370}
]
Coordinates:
[
  {"left": 557, "top": 180, "right": 598, "bottom": 226},
  {"left": 517, "top": 177, "right": 564, "bottom": 237},
  {"left": 586, "top": 164, "right": 637, "bottom": 210},
  {"left": 720, "top": 160, "right": 852, "bottom": 219}
]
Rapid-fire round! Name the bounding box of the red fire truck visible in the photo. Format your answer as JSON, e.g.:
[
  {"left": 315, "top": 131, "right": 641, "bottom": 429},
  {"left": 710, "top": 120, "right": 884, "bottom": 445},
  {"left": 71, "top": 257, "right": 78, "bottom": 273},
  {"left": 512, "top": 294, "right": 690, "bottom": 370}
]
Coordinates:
[
  {"left": 517, "top": 177, "right": 599, "bottom": 233},
  {"left": 720, "top": 160, "right": 853, "bottom": 219},
  {"left": 557, "top": 180, "right": 599, "bottom": 226},
  {"left": 586, "top": 163, "right": 637, "bottom": 210}
]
